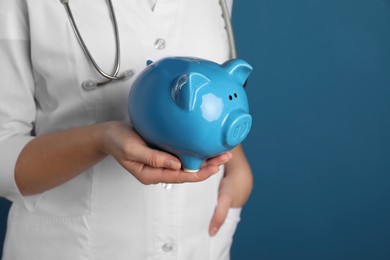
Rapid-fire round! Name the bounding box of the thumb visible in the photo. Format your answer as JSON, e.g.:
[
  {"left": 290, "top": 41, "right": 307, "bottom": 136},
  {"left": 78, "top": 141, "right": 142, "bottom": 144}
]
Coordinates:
[
  {"left": 209, "top": 194, "right": 232, "bottom": 237},
  {"left": 136, "top": 144, "right": 181, "bottom": 170},
  {"left": 132, "top": 137, "right": 181, "bottom": 170}
]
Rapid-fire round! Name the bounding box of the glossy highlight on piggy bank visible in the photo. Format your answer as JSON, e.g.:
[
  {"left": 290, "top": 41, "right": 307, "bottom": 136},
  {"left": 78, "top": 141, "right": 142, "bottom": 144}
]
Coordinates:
[{"left": 128, "top": 57, "right": 252, "bottom": 172}]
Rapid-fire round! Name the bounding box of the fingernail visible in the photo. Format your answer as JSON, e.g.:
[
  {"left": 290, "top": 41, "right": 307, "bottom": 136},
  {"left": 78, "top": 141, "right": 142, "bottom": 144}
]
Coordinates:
[
  {"left": 210, "top": 226, "right": 219, "bottom": 237},
  {"left": 166, "top": 160, "right": 181, "bottom": 170},
  {"left": 223, "top": 153, "right": 232, "bottom": 163}
]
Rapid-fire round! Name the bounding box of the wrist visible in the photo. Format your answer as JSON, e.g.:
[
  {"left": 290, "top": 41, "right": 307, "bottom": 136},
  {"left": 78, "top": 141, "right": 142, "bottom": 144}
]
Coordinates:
[
  {"left": 95, "top": 121, "right": 119, "bottom": 156},
  {"left": 223, "top": 147, "right": 253, "bottom": 207}
]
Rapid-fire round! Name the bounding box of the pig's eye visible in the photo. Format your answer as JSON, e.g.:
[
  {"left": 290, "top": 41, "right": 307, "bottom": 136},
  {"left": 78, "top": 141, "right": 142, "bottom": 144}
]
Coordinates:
[
  {"left": 234, "top": 93, "right": 237, "bottom": 98},
  {"left": 229, "top": 95, "right": 233, "bottom": 100}
]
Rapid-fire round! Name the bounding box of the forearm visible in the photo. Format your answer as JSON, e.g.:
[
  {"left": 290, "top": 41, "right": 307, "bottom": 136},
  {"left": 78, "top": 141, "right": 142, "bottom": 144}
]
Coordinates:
[
  {"left": 223, "top": 145, "right": 253, "bottom": 207},
  {"left": 14, "top": 120, "right": 233, "bottom": 196},
  {"left": 15, "top": 123, "right": 108, "bottom": 196},
  {"left": 208, "top": 144, "right": 253, "bottom": 235}
]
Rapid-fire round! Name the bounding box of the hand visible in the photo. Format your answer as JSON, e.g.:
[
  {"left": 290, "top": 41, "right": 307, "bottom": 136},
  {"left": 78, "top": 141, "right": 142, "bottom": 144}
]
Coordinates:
[
  {"left": 101, "top": 121, "right": 233, "bottom": 185},
  {"left": 209, "top": 145, "right": 253, "bottom": 236}
]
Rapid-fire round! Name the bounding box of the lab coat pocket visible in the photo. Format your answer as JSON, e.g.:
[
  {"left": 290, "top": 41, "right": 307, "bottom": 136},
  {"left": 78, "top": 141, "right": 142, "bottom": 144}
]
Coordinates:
[
  {"left": 3, "top": 214, "right": 90, "bottom": 260},
  {"left": 209, "top": 207, "right": 242, "bottom": 260}
]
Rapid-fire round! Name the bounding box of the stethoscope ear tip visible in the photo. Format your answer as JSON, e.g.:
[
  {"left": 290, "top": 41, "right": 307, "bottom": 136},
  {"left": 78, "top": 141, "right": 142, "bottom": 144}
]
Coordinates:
[
  {"left": 82, "top": 80, "right": 98, "bottom": 91},
  {"left": 121, "top": 69, "right": 135, "bottom": 78},
  {"left": 81, "top": 69, "right": 134, "bottom": 91}
]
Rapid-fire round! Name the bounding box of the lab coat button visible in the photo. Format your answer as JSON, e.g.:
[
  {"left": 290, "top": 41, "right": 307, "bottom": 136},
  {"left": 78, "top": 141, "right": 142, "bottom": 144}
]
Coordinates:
[
  {"left": 162, "top": 242, "right": 174, "bottom": 252},
  {"left": 154, "top": 38, "right": 166, "bottom": 50}
]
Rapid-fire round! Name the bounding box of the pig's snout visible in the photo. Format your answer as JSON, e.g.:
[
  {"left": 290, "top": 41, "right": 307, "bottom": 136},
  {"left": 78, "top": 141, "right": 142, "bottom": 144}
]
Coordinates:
[{"left": 223, "top": 110, "right": 252, "bottom": 148}]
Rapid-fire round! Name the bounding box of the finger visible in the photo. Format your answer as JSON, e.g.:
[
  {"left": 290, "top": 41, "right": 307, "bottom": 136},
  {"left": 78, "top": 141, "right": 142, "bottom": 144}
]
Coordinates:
[
  {"left": 125, "top": 161, "right": 220, "bottom": 185},
  {"left": 160, "top": 164, "right": 220, "bottom": 184},
  {"left": 205, "top": 151, "right": 233, "bottom": 166},
  {"left": 209, "top": 194, "right": 232, "bottom": 236},
  {"left": 179, "top": 164, "right": 221, "bottom": 182}
]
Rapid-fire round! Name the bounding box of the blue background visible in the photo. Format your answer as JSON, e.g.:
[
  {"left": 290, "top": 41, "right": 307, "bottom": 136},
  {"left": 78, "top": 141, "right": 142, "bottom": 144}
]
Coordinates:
[
  {"left": 1, "top": 0, "right": 390, "bottom": 259},
  {"left": 231, "top": 0, "right": 390, "bottom": 259}
]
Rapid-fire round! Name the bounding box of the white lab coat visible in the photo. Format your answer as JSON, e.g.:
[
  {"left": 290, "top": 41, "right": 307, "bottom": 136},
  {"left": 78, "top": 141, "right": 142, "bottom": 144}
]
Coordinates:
[{"left": 0, "top": 0, "right": 241, "bottom": 259}]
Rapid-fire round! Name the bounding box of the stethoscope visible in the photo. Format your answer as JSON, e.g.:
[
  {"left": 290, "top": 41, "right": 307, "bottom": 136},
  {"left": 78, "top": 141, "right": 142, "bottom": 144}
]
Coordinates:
[{"left": 60, "top": 0, "right": 237, "bottom": 91}]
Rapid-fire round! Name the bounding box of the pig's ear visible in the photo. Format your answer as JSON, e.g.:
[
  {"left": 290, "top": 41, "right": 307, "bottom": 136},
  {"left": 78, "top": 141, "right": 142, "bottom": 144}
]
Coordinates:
[
  {"left": 171, "top": 73, "right": 210, "bottom": 111},
  {"left": 222, "top": 59, "right": 253, "bottom": 86}
]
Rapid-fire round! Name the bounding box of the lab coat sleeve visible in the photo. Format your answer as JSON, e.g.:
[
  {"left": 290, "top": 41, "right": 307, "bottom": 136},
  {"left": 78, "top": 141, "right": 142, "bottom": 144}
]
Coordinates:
[{"left": 0, "top": 0, "right": 41, "bottom": 211}]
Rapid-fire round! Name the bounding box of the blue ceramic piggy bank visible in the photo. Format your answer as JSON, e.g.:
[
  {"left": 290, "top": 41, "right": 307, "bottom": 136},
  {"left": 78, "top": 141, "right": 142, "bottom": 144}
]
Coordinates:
[{"left": 128, "top": 57, "right": 252, "bottom": 172}]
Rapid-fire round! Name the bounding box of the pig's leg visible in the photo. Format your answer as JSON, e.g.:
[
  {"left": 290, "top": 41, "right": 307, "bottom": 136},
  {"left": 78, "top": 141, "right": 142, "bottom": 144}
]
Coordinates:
[{"left": 179, "top": 155, "right": 204, "bottom": 173}]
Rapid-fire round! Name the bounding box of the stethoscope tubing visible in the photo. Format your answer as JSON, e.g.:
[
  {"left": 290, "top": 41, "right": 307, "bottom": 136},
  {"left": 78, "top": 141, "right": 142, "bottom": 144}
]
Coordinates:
[
  {"left": 60, "top": 0, "right": 236, "bottom": 90},
  {"left": 219, "top": 0, "right": 237, "bottom": 59}
]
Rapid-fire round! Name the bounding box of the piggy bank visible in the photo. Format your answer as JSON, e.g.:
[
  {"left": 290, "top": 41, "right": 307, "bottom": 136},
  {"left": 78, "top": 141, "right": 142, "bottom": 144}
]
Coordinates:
[{"left": 128, "top": 57, "right": 252, "bottom": 172}]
